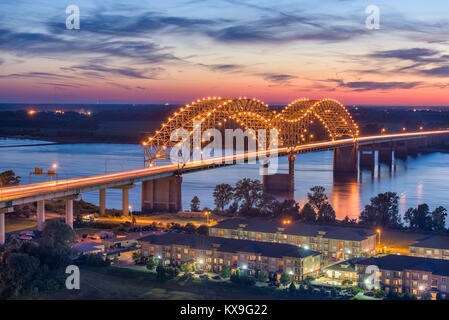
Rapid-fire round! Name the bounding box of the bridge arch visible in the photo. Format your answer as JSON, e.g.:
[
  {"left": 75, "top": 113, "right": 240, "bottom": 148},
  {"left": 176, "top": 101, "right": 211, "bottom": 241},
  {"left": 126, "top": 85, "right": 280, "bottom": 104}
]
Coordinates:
[{"left": 143, "top": 97, "right": 359, "bottom": 166}]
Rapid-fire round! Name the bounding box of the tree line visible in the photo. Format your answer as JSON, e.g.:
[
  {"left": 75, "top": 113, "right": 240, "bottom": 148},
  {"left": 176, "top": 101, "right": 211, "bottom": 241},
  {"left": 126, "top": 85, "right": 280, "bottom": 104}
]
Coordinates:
[{"left": 190, "top": 178, "right": 448, "bottom": 233}]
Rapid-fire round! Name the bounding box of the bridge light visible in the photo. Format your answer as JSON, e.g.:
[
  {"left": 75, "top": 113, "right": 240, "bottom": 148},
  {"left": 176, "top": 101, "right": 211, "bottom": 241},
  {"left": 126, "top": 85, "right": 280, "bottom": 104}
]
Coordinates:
[
  {"left": 402, "top": 127, "right": 407, "bottom": 131},
  {"left": 419, "top": 126, "right": 423, "bottom": 130}
]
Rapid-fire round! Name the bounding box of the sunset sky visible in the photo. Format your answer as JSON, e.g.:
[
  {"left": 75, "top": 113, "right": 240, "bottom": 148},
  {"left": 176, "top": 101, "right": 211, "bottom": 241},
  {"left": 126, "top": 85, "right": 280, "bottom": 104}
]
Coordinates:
[{"left": 0, "top": 0, "right": 448, "bottom": 105}]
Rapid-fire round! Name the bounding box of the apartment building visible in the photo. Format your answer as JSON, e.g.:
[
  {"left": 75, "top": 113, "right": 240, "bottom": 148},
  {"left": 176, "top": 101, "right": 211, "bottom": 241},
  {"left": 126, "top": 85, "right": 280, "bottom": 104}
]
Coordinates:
[
  {"left": 356, "top": 255, "right": 449, "bottom": 299},
  {"left": 209, "top": 219, "right": 376, "bottom": 263},
  {"left": 138, "top": 232, "right": 322, "bottom": 280},
  {"left": 409, "top": 235, "right": 449, "bottom": 260}
]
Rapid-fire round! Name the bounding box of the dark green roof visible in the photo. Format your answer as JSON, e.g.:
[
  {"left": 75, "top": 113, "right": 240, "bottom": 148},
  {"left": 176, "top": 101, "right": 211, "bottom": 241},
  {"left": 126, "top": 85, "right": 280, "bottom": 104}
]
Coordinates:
[
  {"left": 138, "top": 233, "right": 321, "bottom": 259},
  {"left": 356, "top": 254, "right": 449, "bottom": 277},
  {"left": 410, "top": 235, "right": 449, "bottom": 250},
  {"left": 211, "top": 218, "right": 376, "bottom": 241}
]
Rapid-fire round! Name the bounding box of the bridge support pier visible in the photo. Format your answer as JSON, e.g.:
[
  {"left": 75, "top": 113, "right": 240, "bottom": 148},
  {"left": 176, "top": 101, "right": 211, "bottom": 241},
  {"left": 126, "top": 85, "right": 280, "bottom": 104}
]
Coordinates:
[
  {"left": 333, "top": 146, "right": 358, "bottom": 174},
  {"left": 394, "top": 142, "right": 408, "bottom": 161},
  {"left": 99, "top": 189, "right": 106, "bottom": 216},
  {"left": 142, "top": 176, "right": 182, "bottom": 213},
  {"left": 37, "top": 200, "right": 45, "bottom": 231},
  {"left": 113, "top": 184, "right": 135, "bottom": 216},
  {"left": 359, "top": 147, "right": 375, "bottom": 170},
  {"left": 407, "top": 141, "right": 419, "bottom": 157},
  {"left": 262, "top": 155, "right": 295, "bottom": 200},
  {"left": 378, "top": 147, "right": 393, "bottom": 165},
  {"left": 0, "top": 207, "right": 13, "bottom": 245},
  {"left": 0, "top": 210, "right": 5, "bottom": 245},
  {"left": 288, "top": 155, "right": 295, "bottom": 200}
]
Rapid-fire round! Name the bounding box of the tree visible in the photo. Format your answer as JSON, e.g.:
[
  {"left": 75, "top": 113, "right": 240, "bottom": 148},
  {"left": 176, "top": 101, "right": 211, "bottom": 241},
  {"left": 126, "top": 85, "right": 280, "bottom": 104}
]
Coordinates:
[
  {"left": 220, "top": 265, "right": 231, "bottom": 278},
  {"left": 0, "top": 170, "right": 21, "bottom": 186},
  {"left": 431, "top": 206, "right": 447, "bottom": 232},
  {"left": 146, "top": 258, "right": 157, "bottom": 270},
  {"left": 307, "top": 186, "right": 328, "bottom": 211},
  {"left": 180, "top": 263, "right": 192, "bottom": 273},
  {"left": 257, "top": 270, "right": 269, "bottom": 282},
  {"left": 132, "top": 252, "right": 142, "bottom": 265},
  {"left": 234, "top": 178, "right": 263, "bottom": 212},
  {"left": 39, "top": 219, "right": 76, "bottom": 268},
  {"left": 404, "top": 204, "right": 432, "bottom": 231},
  {"left": 317, "top": 202, "right": 336, "bottom": 223},
  {"left": 280, "top": 272, "right": 291, "bottom": 286},
  {"left": 299, "top": 203, "right": 316, "bottom": 223},
  {"left": 288, "top": 282, "right": 296, "bottom": 295},
  {"left": 213, "top": 184, "right": 234, "bottom": 213},
  {"left": 270, "top": 199, "right": 301, "bottom": 219},
  {"left": 0, "top": 252, "right": 41, "bottom": 297},
  {"left": 359, "top": 192, "right": 401, "bottom": 228},
  {"left": 190, "top": 196, "right": 200, "bottom": 212},
  {"left": 197, "top": 225, "right": 208, "bottom": 235}
]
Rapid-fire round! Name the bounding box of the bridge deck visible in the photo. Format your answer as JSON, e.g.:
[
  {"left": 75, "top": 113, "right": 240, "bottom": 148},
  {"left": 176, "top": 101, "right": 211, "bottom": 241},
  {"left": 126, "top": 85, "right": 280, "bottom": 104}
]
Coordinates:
[{"left": 0, "top": 130, "right": 448, "bottom": 208}]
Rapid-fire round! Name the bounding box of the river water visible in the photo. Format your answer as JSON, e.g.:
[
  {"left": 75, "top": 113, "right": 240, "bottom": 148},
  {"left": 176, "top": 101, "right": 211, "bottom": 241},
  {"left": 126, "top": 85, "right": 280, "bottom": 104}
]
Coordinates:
[{"left": 1, "top": 138, "right": 449, "bottom": 222}]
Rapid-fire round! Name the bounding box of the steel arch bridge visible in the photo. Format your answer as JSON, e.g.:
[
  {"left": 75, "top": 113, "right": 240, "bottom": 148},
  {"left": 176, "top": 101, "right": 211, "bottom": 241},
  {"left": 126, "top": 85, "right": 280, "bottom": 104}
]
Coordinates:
[{"left": 142, "top": 97, "right": 359, "bottom": 166}]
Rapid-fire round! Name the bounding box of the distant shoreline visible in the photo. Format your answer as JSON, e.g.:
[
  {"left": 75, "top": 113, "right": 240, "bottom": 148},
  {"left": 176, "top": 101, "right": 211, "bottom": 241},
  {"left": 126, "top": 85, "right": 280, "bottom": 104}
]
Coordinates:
[{"left": 0, "top": 134, "right": 139, "bottom": 145}]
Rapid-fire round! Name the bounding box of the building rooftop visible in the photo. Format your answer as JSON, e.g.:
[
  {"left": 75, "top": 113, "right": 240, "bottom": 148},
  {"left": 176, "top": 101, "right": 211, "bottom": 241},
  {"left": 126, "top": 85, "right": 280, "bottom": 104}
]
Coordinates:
[
  {"left": 410, "top": 235, "right": 449, "bottom": 250},
  {"left": 356, "top": 254, "right": 449, "bottom": 277},
  {"left": 325, "top": 257, "right": 367, "bottom": 273},
  {"left": 73, "top": 241, "right": 104, "bottom": 253},
  {"left": 211, "top": 218, "right": 376, "bottom": 241},
  {"left": 138, "top": 233, "right": 321, "bottom": 259}
]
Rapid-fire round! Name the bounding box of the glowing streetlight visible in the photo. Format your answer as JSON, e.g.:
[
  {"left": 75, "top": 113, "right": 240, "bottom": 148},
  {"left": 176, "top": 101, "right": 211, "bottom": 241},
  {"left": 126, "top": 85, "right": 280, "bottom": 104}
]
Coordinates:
[
  {"left": 376, "top": 229, "right": 381, "bottom": 246},
  {"left": 52, "top": 163, "right": 58, "bottom": 169},
  {"left": 204, "top": 209, "right": 211, "bottom": 225},
  {"left": 381, "top": 128, "right": 386, "bottom": 134},
  {"left": 419, "top": 126, "right": 423, "bottom": 131},
  {"left": 402, "top": 127, "right": 407, "bottom": 132}
]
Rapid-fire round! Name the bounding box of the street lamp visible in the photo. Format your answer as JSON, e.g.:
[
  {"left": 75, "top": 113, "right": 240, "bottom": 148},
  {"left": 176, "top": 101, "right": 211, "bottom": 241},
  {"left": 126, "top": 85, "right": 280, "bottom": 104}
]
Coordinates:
[
  {"left": 381, "top": 128, "right": 386, "bottom": 135},
  {"left": 204, "top": 209, "right": 211, "bottom": 226},
  {"left": 376, "top": 229, "right": 381, "bottom": 246}
]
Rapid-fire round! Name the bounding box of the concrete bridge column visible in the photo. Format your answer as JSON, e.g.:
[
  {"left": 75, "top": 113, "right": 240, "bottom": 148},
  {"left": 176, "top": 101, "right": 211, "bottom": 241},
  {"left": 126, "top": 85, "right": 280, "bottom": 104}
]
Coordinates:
[
  {"left": 359, "top": 147, "right": 375, "bottom": 170},
  {"left": 0, "top": 209, "right": 5, "bottom": 245},
  {"left": 378, "top": 147, "right": 393, "bottom": 165},
  {"left": 0, "top": 207, "right": 13, "bottom": 245},
  {"left": 288, "top": 155, "right": 295, "bottom": 200},
  {"left": 65, "top": 199, "right": 74, "bottom": 229},
  {"left": 407, "top": 141, "right": 418, "bottom": 156},
  {"left": 333, "top": 146, "right": 358, "bottom": 174},
  {"left": 394, "top": 142, "right": 407, "bottom": 161},
  {"left": 117, "top": 184, "right": 135, "bottom": 216},
  {"left": 99, "top": 189, "right": 106, "bottom": 216},
  {"left": 142, "top": 177, "right": 182, "bottom": 213},
  {"left": 37, "top": 200, "right": 45, "bottom": 231}
]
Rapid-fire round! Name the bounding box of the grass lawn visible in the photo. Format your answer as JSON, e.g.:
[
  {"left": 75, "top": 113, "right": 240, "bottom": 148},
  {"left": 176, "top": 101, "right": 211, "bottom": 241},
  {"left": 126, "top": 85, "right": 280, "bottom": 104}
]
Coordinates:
[
  {"left": 42, "top": 266, "right": 325, "bottom": 300},
  {"left": 5, "top": 216, "right": 37, "bottom": 233},
  {"left": 96, "top": 213, "right": 224, "bottom": 227}
]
